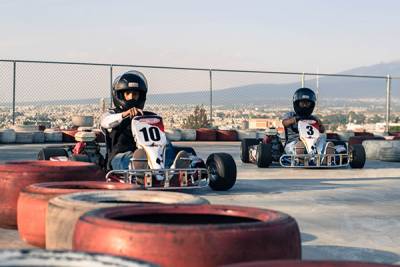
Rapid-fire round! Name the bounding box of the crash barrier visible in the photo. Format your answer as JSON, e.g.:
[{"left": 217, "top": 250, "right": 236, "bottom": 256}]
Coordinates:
[
  {"left": 0, "top": 161, "right": 105, "bottom": 229},
  {"left": 165, "top": 129, "right": 182, "bottom": 141},
  {"left": 17, "top": 181, "right": 138, "bottom": 248},
  {"left": 196, "top": 128, "right": 217, "bottom": 141},
  {"left": 2, "top": 128, "right": 400, "bottom": 144},
  {"left": 379, "top": 147, "right": 400, "bottom": 162},
  {"left": 0, "top": 129, "right": 16, "bottom": 143},
  {"left": 0, "top": 249, "right": 157, "bottom": 267},
  {"left": 72, "top": 115, "right": 94, "bottom": 127},
  {"left": 348, "top": 136, "right": 385, "bottom": 146},
  {"left": 73, "top": 205, "right": 301, "bottom": 267},
  {"left": 46, "top": 190, "right": 209, "bottom": 250},
  {"left": 180, "top": 129, "right": 197, "bottom": 141},
  {"left": 237, "top": 130, "right": 257, "bottom": 140},
  {"left": 362, "top": 140, "right": 400, "bottom": 160},
  {"left": 221, "top": 260, "right": 397, "bottom": 267},
  {"left": 44, "top": 129, "right": 63, "bottom": 142},
  {"left": 216, "top": 130, "right": 238, "bottom": 141}
]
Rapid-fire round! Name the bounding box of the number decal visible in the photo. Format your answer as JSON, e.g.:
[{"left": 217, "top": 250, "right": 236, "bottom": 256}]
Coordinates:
[
  {"left": 139, "top": 127, "right": 161, "bottom": 142},
  {"left": 306, "top": 125, "right": 314, "bottom": 136}
]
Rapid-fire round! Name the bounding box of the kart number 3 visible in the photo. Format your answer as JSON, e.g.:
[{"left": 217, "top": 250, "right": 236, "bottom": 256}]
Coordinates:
[
  {"left": 306, "top": 125, "right": 314, "bottom": 136},
  {"left": 139, "top": 126, "right": 161, "bottom": 142}
]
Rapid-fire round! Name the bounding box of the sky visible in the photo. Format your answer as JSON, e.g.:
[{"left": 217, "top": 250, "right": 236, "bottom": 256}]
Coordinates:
[
  {"left": 0, "top": 0, "right": 399, "bottom": 101},
  {"left": 1, "top": 0, "right": 399, "bottom": 72}
]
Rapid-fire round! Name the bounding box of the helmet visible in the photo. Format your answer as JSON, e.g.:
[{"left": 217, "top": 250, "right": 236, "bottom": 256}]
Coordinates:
[
  {"left": 112, "top": 70, "right": 148, "bottom": 111},
  {"left": 293, "top": 87, "right": 316, "bottom": 117}
]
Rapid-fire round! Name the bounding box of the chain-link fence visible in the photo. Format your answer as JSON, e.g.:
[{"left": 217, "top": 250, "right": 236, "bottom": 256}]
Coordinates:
[{"left": 0, "top": 59, "right": 398, "bottom": 132}]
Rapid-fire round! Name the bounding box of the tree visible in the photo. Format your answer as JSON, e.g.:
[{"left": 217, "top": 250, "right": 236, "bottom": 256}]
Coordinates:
[{"left": 181, "top": 105, "right": 211, "bottom": 129}]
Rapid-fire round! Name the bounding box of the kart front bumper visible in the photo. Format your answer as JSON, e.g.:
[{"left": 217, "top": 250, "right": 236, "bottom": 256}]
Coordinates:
[
  {"left": 106, "top": 168, "right": 209, "bottom": 189},
  {"left": 279, "top": 153, "right": 350, "bottom": 168}
]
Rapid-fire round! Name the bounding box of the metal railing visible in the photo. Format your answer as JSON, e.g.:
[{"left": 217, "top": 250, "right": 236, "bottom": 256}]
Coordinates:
[{"left": 0, "top": 59, "right": 398, "bottom": 132}]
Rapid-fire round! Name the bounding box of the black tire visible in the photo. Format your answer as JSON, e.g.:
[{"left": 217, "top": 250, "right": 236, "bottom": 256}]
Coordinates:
[
  {"left": 37, "top": 147, "right": 68, "bottom": 160},
  {"left": 240, "top": 138, "right": 259, "bottom": 163},
  {"left": 256, "top": 144, "right": 273, "bottom": 168},
  {"left": 349, "top": 144, "right": 366, "bottom": 168},
  {"left": 174, "top": 146, "right": 197, "bottom": 156},
  {"left": 207, "top": 153, "right": 237, "bottom": 191},
  {"left": 379, "top": 147, "right": 400, "bottom": 162}
]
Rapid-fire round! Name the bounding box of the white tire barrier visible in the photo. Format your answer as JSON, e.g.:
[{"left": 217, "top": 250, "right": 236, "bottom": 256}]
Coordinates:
[
  {"left": 72, "top": 115, "right": 94, "bottom": 127},
  {"left": 0, "top": 129, "right": 16, "bottom": 143},
  {"left": 46, "top": 190, "right": 209, "bottom": 250},
  {"left": 362, "top": 140, "right": 400, "bottom": 160},
  {"left": 237, "top": 130, "right": 257, "bottom": 140},
  {"left": 0, "top": 249, "right": 156, "bottom": 267},
  {"left": 380, "top": 147, "right": 400, "bottom": 162},
  {"left": 180, "top": 129, "right": 196, "bottom": 141},
  {"left": 44, "top": 130, "right": 63, "bottom": 143},
  {"left": 32, "top": 131, "right": 45, "bottom": 143},
  {"left": 15, "top": 132, "right": 34, "bottom": 144},
  {"left": 165, "top": 129, "right": 182, "bottom": 141},
  {"left": 12, "top": 125, "right": 39, "bottom": 132}
]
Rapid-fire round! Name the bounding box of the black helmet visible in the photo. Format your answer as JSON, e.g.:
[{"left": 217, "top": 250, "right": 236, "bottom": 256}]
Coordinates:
[
  {"left": 112, "top": 70, "right": 148, "bottom": 111},
  {"left": 293, "top": 87, "right": 316, "bottom": 117}
]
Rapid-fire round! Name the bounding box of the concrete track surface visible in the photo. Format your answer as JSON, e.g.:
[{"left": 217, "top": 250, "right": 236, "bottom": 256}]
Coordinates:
[{"left": 0, "top": 142, "right": 399, "bottom": 265}]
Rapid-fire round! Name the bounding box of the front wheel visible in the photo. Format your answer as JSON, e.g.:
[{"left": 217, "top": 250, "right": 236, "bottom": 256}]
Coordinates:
[
  {"left": 240, "top": 138, "right": 259, "bottom": 163},
  {"left": 349, "top": 144, "right": 366, "bottom": 168},
  {"left": 207, "top": 153, "right": 237, "bottom": 191}
]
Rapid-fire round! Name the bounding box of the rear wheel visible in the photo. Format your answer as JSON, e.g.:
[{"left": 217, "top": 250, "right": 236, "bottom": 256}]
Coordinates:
[
  {"left": 349, "top": 144, "right": 366, "bottom": 168},
  {"left": 37, "top": 147, "right": 68, "bottom": 160},
  {"left": 256, "top": 144, "right": 273, "bottom": 168},
  {"left": 240, "top": 138, "right": 259, "bottom": 163},
  {"left": 207, "top": 153, "right": 237, "bottom": 191}
]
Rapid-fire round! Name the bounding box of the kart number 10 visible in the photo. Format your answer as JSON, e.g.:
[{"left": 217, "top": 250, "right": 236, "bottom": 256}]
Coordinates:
[{"left": 139, "top": 126, "right": 161, "bottom": 142}]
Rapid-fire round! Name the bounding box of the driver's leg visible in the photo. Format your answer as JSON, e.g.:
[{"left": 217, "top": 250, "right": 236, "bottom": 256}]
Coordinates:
[{"left": 111, "top": 151, "right": 133, "bottom": 170}]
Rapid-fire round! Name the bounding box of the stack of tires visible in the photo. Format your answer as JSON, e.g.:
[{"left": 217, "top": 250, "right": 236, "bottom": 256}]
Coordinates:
[
  {"left": 216, "top": 129, "right": 238, "bottom": 141},
  {"left": 0, "top": 160, "right": 105, "bottom": 229},
  {"left": 196, "top": 128, "right": 217, "bottom": 141},
  {"left": 0, "top": 129, "right": 16, "bottom": 143}
]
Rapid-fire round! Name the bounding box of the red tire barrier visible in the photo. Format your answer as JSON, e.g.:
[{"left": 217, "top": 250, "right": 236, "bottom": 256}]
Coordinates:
[
  {"left": 62, "top": 129, "right": 78, "bottom": 142},
  {"left": 326, "top": 133, "right": 340, "bottom": 140},
  {"left": 216, "top": 130, "right": 238, "bottom": 141},
  {"left": 196, "top": 128, "right": 217, "bottom": 141},
  {"left": 222, "top": 260, "right": 396, "bottom": 267},
  {"left": 354, "top": 131, "right": 374, "bottom": 137},
  {"left": 0, "top": 160, "right": 105, "bottom": 229},
  {"left": 348, "top": 136, "right": 384, "bottom": 146},
  {"left": 18, "top": 181, "right": 137, "bottom": 248},
  {"left": 73, "top": 205, "right": 301, "bottom": 267}
]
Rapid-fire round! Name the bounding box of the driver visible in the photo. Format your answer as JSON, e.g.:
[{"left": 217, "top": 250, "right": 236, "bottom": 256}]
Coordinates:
[
  {"left": 100, "top": 70, "right": 152, "bottom": 170},
  {"left": 281, "top": 87, "right": 334, "bottom": 159}
]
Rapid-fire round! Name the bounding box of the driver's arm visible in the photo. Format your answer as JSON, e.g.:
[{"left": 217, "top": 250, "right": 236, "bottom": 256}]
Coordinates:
[
  {"left": 100, "top": 112, "right": 124, "bottom": 129},
  {"left": 282, "top": 117, "right": 297, "bottom": 128}
]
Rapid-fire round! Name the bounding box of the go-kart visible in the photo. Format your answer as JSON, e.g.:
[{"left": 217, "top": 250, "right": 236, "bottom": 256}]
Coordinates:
[
  {"left": 37, "top": 115, "right": 237, "bottom": 191},
  {"left": 241, "top": 119, "right": 366, "bottom": 168}
]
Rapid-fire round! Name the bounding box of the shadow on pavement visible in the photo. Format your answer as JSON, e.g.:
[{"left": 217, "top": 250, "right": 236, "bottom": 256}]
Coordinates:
[{"left": 302, "top": 244, "right": 400, "bottom": 264}]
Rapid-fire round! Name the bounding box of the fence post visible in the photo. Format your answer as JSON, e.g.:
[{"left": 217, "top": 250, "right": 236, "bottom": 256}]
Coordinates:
[
  {"left": 301, "top": 72, "right": 305, "bottom": 87},
  {"left": 12, "top": 61, "right": 16, "bottom": 125},
  {"left": 209, "top": 69, "right": 213, "bottom": 127},
  {"left": 109, "top": 65, "right": 113, "bottom": 108},
  {"left": 385, "top": 74, "right": 391, "bottom": 133}
]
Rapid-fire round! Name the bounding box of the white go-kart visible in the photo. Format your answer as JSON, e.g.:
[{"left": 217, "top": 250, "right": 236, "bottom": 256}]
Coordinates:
[
  {"left": 241, "top": 119, "right": 366, "bottom": 168},
  {"left": 105, "top": 115, "right": 237, "bottom": 190}
]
